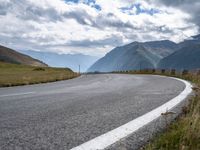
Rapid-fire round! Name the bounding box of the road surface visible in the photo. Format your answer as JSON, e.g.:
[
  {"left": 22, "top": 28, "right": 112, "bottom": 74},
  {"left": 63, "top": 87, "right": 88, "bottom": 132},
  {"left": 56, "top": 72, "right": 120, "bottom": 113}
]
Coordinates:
[{"left": 0, "top": 74, "right": 191, "bottom": 150}]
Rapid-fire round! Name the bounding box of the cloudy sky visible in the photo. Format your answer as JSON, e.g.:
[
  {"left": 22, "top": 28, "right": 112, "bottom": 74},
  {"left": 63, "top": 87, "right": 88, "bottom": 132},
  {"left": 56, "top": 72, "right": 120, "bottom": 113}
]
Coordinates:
[{"left": 0, "top": 0, "right": 199, "bottom": 56}]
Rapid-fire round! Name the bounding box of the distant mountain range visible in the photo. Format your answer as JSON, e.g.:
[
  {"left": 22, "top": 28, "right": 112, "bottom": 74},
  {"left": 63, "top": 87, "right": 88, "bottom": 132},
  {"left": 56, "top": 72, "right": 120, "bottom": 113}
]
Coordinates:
[
  {"left": 20, "top": 50, "right": 99, "bottom": 72},
  {"left": 88, "top": 34, "right": 200, "bottom": 72},
  {"left": 0, "top": 45, "right": 47, "bottom": 67}
]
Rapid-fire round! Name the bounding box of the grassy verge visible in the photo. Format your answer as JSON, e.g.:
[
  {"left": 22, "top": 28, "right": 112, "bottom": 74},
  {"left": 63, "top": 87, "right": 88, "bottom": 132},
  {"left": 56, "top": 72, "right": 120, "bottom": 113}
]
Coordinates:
[
  {"left": 0, "top": 62, "right": 79, "bottom": 87},
  {"left": 114, "top": 70, "right": 200, "bottom": 150}
]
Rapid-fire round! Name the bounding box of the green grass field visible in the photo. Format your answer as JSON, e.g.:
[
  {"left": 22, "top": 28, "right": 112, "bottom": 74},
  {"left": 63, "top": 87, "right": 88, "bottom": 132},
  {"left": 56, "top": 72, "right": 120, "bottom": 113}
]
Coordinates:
[
  {"left": 0, "top": 62, "right": 79, "bottom": 87},
  {"left": 115, "top": 70, "right": 200, "bottom": 150}
]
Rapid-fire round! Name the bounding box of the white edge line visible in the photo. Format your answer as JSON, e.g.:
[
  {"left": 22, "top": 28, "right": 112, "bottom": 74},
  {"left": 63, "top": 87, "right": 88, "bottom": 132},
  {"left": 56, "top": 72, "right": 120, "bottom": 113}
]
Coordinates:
[
  {"left": 0, "top": 92, "right": 35, "bottom": 97},
  {"left": 70, "top": 77, "right": 193, "bottom": 150}
]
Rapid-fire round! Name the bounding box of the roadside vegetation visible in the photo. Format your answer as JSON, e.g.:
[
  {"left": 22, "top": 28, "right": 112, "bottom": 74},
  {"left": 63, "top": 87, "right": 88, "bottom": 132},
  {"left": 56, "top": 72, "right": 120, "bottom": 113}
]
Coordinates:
[
  {"left": 0, "top": 61, "right": 79, "bottom": 87},
  {"left": 114, "top": 69, "right": 200, "bottom": 150}
]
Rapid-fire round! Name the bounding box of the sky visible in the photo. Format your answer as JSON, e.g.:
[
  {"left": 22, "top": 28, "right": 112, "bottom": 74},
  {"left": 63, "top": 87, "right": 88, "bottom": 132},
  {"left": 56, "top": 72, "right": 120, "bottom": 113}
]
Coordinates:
[{"left": 0, "top": 0, "right": 199, "bottom": 56}]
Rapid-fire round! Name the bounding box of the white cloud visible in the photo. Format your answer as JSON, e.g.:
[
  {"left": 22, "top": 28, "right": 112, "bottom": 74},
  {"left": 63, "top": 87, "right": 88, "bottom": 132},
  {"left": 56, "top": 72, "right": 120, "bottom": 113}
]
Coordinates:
[{"left": 0, "top": 0, "right": 199, "bottom": 56}]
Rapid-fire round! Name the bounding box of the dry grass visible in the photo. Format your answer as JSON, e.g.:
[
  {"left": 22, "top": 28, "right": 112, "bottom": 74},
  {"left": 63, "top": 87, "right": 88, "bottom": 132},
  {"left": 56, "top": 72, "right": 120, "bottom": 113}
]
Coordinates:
[
  {"left": 114, "top": 69, "right": 200, "bottom": 150},
  {"left": 0, "top": 62, "right": 79, "bottom": 87},
  {"left": 145, "top": 87, "right": 200, "bottom": 150}
]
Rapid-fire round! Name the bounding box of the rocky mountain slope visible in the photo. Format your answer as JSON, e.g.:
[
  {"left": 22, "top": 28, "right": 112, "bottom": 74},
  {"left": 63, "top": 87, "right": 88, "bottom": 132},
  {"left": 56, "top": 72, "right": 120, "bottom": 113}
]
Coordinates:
[
  {"left": 88, "top": 40, "right": 178, "bottom": 72},
  {"left": 0, "top": 45, "right": 47, "bottom": 67},
  {"left": 158, "top": 44, "right": 200, "bottom": 70}
]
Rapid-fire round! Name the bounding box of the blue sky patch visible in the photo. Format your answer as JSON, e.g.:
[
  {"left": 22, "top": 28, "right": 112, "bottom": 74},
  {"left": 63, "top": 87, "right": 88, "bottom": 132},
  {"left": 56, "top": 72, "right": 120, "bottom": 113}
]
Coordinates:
[
  {"left": 65, "top": 0, "right": 79, "bottom": 3},
  {"left": 121, "top": 3, "right": 160, "bottom": 16},
  {"left": 65, "top": 0, "right": 101, "bottom": 11}
]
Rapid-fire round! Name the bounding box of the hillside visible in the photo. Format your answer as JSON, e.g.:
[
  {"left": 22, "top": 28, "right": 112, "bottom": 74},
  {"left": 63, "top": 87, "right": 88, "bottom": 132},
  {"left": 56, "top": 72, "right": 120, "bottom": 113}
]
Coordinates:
[
  {"left": 0, "top": 62, "right": 78, "bottom": 87},
  {"left": 158, "top": 44, "right": 200, "bottom": 70},
  {"left": 0, "top": 45, "right": 47, "bottom": 67},
  {"left": 20, "top": 50, "right": 99, "bottom": 72},
  {"left": 88, "top": 40, "right": 178, "bottom": 72}
]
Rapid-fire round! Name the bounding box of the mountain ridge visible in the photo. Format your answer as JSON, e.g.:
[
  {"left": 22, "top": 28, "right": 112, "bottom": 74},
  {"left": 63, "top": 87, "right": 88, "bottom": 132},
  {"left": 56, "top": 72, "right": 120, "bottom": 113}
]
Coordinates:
[
  {"left": 158, "top": 44, "right": 200, "bottom": 70},
  {"left": 88, "top": 40, "right": 178, "bottom": 72},
  {"left": 88, "top": 34, "right": 200, "bottom": 72}
]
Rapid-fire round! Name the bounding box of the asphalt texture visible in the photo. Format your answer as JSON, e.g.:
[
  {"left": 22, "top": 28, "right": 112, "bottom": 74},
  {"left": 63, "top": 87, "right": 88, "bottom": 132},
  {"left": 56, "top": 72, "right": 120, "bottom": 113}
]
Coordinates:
[{"left": 0, "top": 74, "right": 186, "bottom": 150}]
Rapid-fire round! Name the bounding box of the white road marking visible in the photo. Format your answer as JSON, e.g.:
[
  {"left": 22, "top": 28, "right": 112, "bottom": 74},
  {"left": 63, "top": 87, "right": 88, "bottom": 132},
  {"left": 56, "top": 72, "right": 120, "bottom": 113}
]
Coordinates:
[
  {"left": 0, "top": 92, "right": 35, "bottom": 98},
  {"left": 71, "top": 77, "right": 193, "bottom": 150}
]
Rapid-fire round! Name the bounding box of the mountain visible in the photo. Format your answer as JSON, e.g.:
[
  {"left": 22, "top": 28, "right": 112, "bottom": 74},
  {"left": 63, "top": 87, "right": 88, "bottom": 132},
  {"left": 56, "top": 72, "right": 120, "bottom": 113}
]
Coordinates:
[
  {"left": 20, "top": 50, "right": 99, "bottom": 72},
  {"left": 0, "top": 45, "right": 47, "bottom": 67},
  {"left": 142, "top": 40, "right": 178, "bottom": 58},
  {"left": 178, "top": 34, "right": 200, "bottom": 48},
  {"left": 88, "top": 40, "right": 178, "bottom": 72},
  {"left": 158, "top": 44, "right": 200, "bottom": 70},
  {"left": 158, "top": 34, "right": 200, "bottom": 70},
  {"left": 191, "top": 34, "right": 200, "bottom": 40}
]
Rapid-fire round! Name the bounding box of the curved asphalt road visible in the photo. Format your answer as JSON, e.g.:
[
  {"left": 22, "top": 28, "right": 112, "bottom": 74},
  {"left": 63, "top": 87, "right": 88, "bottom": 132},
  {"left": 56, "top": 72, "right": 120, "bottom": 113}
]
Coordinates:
[{"left": 0, "top": 74, "right": 187, "bottom": 150}]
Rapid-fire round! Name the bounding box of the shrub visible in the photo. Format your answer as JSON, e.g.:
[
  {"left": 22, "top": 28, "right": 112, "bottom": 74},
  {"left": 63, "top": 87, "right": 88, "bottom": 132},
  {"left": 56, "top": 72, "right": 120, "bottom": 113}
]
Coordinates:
[
  {"left": 182, "top": 69, "right": 189, "bottom": 76},
  {"left": 171, "top": 69, "right": 176, "bottom": 75},
  {"left": 33, "top": 67, "right": 45, "bottom": 71},
  {"left": 197, "top": 70, "right": 200, "bottom": 75},
  {"left": 161, "top": 69, "right": 165, "bottom": 74}
]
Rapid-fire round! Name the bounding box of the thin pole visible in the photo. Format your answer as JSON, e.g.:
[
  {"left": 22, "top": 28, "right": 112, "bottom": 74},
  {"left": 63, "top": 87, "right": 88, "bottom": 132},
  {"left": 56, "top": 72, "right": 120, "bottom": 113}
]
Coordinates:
[{"left": 79, "top": 65, "right": 80, "bottom": 74}]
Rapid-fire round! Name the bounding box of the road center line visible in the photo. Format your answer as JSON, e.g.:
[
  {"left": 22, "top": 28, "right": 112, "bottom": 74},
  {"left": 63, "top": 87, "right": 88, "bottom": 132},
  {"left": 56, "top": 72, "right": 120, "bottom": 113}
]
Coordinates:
[
  {"left": 0, "top": 92, "right": 35, "bottom": 98},
  {"left": 70, "top": 77, "right": 193, "bottom": 150}
]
